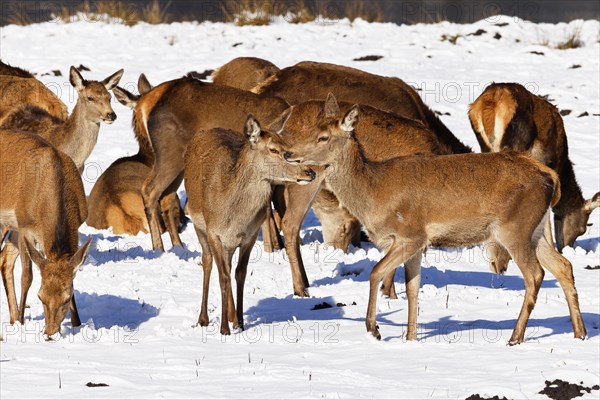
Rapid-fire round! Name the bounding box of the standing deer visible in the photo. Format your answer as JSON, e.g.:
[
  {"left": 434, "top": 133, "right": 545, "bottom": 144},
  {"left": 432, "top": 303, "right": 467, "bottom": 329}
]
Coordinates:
[
  {"left": 184, "top": 115, "right": 315, "bottom": 335},
  {"left": 136, "top": 75, "right": 289, "bottom": 252},
  {"left": 249, "top": 61, "right": 471, "bottom": 294},
  {"left": 0, "top": 130, "right": 91, "bottom": 339},
  {"left": 282, "top": 94, "right": 586, "bottom": 343},
  {"left": 87, "top": 80, "right": 183, "bottom": 237},
  {"left": 0, "top": 60, "right": 68, "bottom": 125},
  {"left": 0, "top": 66, "right": 124, "bottom": 172},
  {"left": 469, "top": 83, "right": 599, "bottom": 254},
  {"left": 212, "top": 57, "right": 280, "bottom": 91},
  {"left": 271, "top": 100, "right": 445, "bottom": 297}
]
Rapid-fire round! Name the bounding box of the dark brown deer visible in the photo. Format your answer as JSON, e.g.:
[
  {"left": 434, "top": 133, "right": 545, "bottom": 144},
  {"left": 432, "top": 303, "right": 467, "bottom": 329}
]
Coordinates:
[
  {"left": 469, "top": 83, "right": 599, "bottom": 255},
  {"left": 87, "top": 80, "right": 183, "bottom": 237},
  {"left": 212, "top": 57, "right": 280, "bottom": 91},
  {"left": 282, "top": 94, "right": 586, "bottom": 343},
  {"left": 184, "top": 115, "right": 315, "bottom": 335},
  {"left": 252, "top": 61, "right": 471, "bottom": 154},
  {"left": 0, "top": 60, "right": 68, "bottom": 125},
  {"left": 136, "top": 75, "right": 289, "bottom": 252},
  {"left": 0, "top": 129, "right": 91, "bottom": 339}
]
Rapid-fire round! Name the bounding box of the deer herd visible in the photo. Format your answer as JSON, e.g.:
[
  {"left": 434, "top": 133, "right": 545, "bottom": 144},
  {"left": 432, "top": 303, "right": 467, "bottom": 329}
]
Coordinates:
[{"left": 0, "top": 57, "right": 597, "bottom": 342}]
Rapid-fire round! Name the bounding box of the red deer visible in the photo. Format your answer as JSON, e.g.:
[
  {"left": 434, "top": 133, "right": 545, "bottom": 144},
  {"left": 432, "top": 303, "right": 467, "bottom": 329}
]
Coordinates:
[
  {"left": 271, "top": 99, "right": 446, "bottom": 297},
  {"left": 184, "top": 115, "right": 315, "bottom": 335},
  {"left": 282, "top": 94, "right": 586, "bottom": 343},
  {"left": 469, "top": 83, "right": 599, "bottom": 255},
  {"left": 87, "top": 79, "right": 183, "bottom": 237},
  {"left": 212, "top": 57, "right": 280, "bottom": 91},
  {"left": 1, "top": 66, "right": 123, "bottom": 173},
  {"left": 0, "top": 60, "right": 68, "bottom": 125},
  {"left": 0, "top": 130, "right": 91, "bottom": 339},
  {"left": 136, "top": 75, "right": 289, "bottom": 252}
]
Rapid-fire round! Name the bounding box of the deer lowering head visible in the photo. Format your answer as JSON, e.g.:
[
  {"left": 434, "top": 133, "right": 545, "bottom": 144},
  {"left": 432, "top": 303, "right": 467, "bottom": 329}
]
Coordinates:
[
  {"left": 24, "top": 239, "right": 91, "bottom": 339},
  {"left": 555, "top": 192, "right": 600, "bottom": 251}
]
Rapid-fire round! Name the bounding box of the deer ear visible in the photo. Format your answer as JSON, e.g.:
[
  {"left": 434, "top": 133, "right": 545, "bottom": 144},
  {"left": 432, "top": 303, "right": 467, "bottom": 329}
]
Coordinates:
[
  {"left": 23, "top": 238, "right": 46, "bottom": 269},
  {"left": 102, "top": 69, "right": 125, "bottom": 90},
  {"left": 267, "top": 107, "right": 292, "bottom": 134},
  {"left": 69, "top": 66, "right": 86, "bottom": 91},
  {"left": 324, "top": 93, "right": 340, "bottom": 118},
  {"left": 244, "top": 114, "right": 262, "bottom": 145},
  {"left": 340, "top": 105, "right": 360, "bottom": 134},
  {"left": 69, "top": 238, "right": 92, "bottom": 275},
  {"left": 138, "top": 73, "right": 153, "bottom": 95},
  {"left": 113, "top": 86, "right": 139, "bottom": 109},
  {"left": 584, "top": 192, "right": 600, "bottom": 212}
]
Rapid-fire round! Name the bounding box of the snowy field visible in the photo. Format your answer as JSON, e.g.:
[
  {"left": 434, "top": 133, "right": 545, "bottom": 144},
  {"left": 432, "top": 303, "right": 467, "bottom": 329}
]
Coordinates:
[{"left": 1, "top": 15, "right": 599, "bottom": 399}]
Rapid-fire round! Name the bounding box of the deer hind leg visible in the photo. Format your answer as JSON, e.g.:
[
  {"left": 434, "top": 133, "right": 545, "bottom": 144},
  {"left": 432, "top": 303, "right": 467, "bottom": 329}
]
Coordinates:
[
  {"left": 142, "top": 150, "right": 184, "bottom": 252},
  {"left": 234, "top": 236, "right": 258, "bottom": 331},
  {"left": 404, "top": 252, "right": 423, "bottom": 340},
  {"left": 0, "top": 232, "right": 20, "bottom": 324},
  {"left": 195, "top": 226, "right": 213, "bottom": 327},
  {"left": 262, "top": 201, "right": 283, "bottom": 253},
  {"left": 380, "top": 271, "right": 398, "bottom": 299},
  {"left": 536, "top": 236, "right": 586, "bottom": 339},
  {"left": 162, "top": 172, "right": 184, "bottom": 248},
  {"left": 366, "top": 237, "right": 424, "bottom": 340},
  {"left": 499, "top": 227, "right": 545, "bottom": 345}
]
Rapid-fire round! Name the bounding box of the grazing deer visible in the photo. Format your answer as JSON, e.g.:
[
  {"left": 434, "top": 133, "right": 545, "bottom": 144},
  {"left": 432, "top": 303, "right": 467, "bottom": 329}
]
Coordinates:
[
  {"left": 1, "top": 66, "right": 124, "bottom": 172},
  {"left": 212, "top": 57, "right": 280, "bottom": 91},
  {"left": 282, "top": 94, "right": 586, "bottom": 343},
  {"left": 137, "top": 75, "right": 289, "bottom": 251},
  {"left": 469, "top": 83, "right": 600, "bottom": 255},
  {"left": 87, "top": 82, "right": 183, "bottom": 236},
  {"left": 0, "top": 130, "right": 91, "bottom": 339},
  {"left": 184, "top": 115, "right": 315, "bottom": 335},
  {"left": 0, "top": 60, "right": 68, "bottom": 125},
  {"left": 271, "top": 100, "right": 445, "bottom": 297}
]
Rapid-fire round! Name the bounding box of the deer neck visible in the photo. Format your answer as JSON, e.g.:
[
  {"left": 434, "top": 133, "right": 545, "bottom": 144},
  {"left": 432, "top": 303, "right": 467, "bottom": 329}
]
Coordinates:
[
  {"left": 324, "top": 138, "right": 375, "bottom": 223},
  {"left": 59, "top": 101, "right": 100, "bottom": 170},
  {"left": 554, "top": 157, "right": 585, "bottom": 216}
]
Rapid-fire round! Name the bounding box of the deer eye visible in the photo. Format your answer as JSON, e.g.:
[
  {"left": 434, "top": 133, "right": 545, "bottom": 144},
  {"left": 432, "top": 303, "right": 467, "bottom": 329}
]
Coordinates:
[
  {"left": 87, "top": 96, "right": 95, "bottom": 102},
  {"left": 269, "top": 148, "right": 279, "bottom": 154},
  {"left": 318, "top": 136, "right": 329, "bottom": 143}
]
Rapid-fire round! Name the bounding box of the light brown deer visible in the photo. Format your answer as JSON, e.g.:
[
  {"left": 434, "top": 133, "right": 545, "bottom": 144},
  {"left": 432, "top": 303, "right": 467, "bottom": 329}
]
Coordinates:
[
  {"left": 212, "top": 57, "right": 280, "bottom": 91},
  {"left": 0, "top": 129, "right": 91, "bottom": 339},
  {"left": 282, "top": 94, "right": 586, "bottom": 344},
  {"left": 1, "top": 66, "right": 124, "bottom": 172},
  {"left": 184, "top": 115, "right": 315, "bottom": 335},
  {"left": 137, "top": 75, "right": 289, "bottom": 252},
  {"left": 271, "top": 99, "right": 446, "bottom": 297},
  {"left": 0, "top": 60, "right": 68, "bottom": 125},
  {"left": 87, "top": 81, "right": 183, "bottom": 237},
  {"left": 469, "top": 82, "right": 600, "bottom": 255}
]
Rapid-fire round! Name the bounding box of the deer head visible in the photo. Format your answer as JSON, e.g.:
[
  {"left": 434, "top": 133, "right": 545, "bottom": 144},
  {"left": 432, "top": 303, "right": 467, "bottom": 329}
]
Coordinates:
[
  {"left": 69, "top": 66, "right": 124, "bottom": 124},
  {"left": 244, "top": 114, "right": 315, "bottom": 185},
  {"left": 283, "top": 93, "right": 359, "bottom": 166},
  {"left": 555, "top": 192, "right": 600, "bottom": 251},
  {"left": 24, "top": 238, "right": 92, "bottom": 340}
]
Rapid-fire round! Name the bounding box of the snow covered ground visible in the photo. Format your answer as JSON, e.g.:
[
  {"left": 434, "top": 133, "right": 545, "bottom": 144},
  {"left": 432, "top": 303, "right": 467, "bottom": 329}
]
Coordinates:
[{"left": 1, "top": 15, "right": 599, "bottom": 399}]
